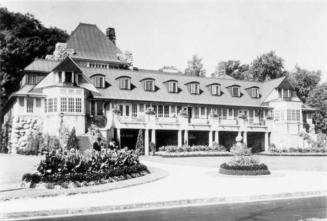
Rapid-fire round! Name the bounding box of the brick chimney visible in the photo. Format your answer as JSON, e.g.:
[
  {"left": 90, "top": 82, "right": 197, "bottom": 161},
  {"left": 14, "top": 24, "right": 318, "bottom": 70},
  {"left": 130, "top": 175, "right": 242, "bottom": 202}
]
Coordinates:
[{"left": 106, "top": 27, "right": 116, "bottom": 45}]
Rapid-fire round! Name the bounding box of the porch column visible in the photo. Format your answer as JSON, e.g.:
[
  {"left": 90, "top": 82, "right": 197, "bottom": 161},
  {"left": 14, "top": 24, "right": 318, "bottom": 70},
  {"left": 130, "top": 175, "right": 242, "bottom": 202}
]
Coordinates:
[
  {"left": 208, "top": 130, "right": 213, "bottom": 147},
  {"left": 178, "top": 130, "right": 182, "bottom": 147},
  {"left": 214, "top": 131, "right": 219, "bottom": 144},
  {"left": 243, "top": 131, "right": 247, "bottom": 145},
  {"left": 264, "top": 132, "right": 269, "bottom": 151},
  {"left": 151, "top": 129, "right": 156, "bottom": 145},
  {"left": 61, "top": 71, "right": 65, "bottom": 83},
  {"left": 145, "top": 129, "right": 149, "bottom": 155},
  {"left": 184, "top": 130, "right": 188, "bottom": 145},
  {"left": 117, "top": 128, "right": 121, "bottom": 148}
]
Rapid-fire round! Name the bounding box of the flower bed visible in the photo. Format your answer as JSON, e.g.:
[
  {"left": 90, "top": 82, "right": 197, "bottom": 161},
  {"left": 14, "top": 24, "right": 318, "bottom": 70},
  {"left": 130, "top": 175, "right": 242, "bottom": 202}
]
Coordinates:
[
  {"left": 159, "top": 144, "right": 226, "bottom": 153},
  {"left": 21, "top": 149, "right": 149, "bottom": 189},
  {"left": 269, "top": 147, "right": 327, "bottom": 154},
  {"left": 219, "top": 142, "right": 270, "bottom": 176},
  {"left": 156, "top": 151, "right": 232, "bottom": 157}
]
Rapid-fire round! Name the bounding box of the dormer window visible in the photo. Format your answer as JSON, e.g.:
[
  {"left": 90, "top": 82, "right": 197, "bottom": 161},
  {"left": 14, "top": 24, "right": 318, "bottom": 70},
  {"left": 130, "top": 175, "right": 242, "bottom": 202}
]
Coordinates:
[
  {"left": 190, "top": 83, "right": 200, "bottom": 94},
  {"left": 211, "top": 84, "right": 221, "bottom": 96},
  {"left": 232, "top": 86, "right": 240, "bottom": 97},
  {"left": 144, "top": 79, "right": 155, "bottom": 91},
  {"left": 251, "top": 88, "right": 259, "bottom": 98},
  {"left": 92, "top": 75, "right": 105, "bottom": 88},
  {"left": 168, "top": 81, "right": 178, "bottom": 93},
  {"left": 119, "top": 78, "right": 131, "bottom": 90}
]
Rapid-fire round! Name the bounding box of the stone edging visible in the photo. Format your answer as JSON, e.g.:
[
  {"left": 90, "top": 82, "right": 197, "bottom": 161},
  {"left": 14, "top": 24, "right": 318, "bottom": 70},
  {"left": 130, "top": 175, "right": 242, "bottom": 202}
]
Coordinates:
[
  {"left": 2, "top": 190, "right": 327, "bottom": 220},
  {"left": 259, "top": 152, "right": 327, "bottom": 157},
  {"left": 0, "top": 167, "right": 167, "bottom": 202},
  {"left": 155, "top": 151, "right": 232, "bottom": 158}
]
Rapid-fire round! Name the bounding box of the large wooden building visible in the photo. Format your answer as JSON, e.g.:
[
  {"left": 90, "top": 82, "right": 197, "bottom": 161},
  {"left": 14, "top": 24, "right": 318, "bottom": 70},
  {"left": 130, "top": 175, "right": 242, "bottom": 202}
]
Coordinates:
[{"left": 5, "top": 23, "right": 316, "bottom": 154}]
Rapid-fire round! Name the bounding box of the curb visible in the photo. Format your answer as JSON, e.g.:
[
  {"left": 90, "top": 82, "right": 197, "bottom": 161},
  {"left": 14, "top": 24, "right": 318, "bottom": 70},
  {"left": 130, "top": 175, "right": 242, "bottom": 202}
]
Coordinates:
[
  {"left": 0, "top": 167, "right": 168, "bottom": 202},
  {"left": 259, "top": 152, "right": 327, "bottom": 157},
  {"left": 2, "top": 190, "right": 327, "bottom": 220}
]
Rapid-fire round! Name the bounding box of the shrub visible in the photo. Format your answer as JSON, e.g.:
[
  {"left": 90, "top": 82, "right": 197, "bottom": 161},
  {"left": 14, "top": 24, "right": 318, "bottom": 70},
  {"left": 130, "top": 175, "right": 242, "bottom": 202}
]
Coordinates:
[
  {"left": 26, "top": 148, "right": 149, "bottom": 187},
  {"left": 135, "top": 129, "right": 144, "bottom": 155},
  {"left": 159, "top": 145, "right": 227, "bottom": 153},
  {"left": 66, "top": 128, "right": 79, "bottom": 150}
]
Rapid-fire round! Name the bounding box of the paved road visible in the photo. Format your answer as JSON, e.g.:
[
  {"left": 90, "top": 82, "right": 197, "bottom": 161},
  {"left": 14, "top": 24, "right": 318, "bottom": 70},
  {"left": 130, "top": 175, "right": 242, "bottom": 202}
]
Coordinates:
[{"left": 36, "top": 196, "right": 327, "bottom": 221}]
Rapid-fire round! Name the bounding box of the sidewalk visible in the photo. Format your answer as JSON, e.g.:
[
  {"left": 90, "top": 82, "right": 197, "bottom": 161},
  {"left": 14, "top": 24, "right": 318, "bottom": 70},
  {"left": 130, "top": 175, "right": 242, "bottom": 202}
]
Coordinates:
[{"left": 1, "top": 158, "right": 327, "bottom": 219}]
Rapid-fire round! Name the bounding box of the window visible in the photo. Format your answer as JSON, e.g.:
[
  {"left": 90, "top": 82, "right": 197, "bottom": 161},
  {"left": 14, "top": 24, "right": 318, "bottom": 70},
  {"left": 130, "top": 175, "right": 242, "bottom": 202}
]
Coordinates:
[
  {"left": 92, "top": 76, "right": 105, "bottom": 88},
  {"left": 164, "top": 105, "right": 169, "bottom": 117},
  {"left": 251, "top": 88, "right": 259, "bottom": 98},
  {"left": 76, "top": 98, "right": 82, "bottom": 112},
  {"left": 211, "top": 85, "right": 221, "bottom": 96},
  {"left": 18, "top": 97, "right": 24, "bottom": 107},
  {"left": 168, "top": 81, "right": 178, "bottom": 93},
  {"left": 139, "top": 104, "right": 144, "bottom": 112},
  {"left": 194, "top": 107, "right": 199, "bottom": 118},
  {"left": 296, "top": 110, "right": 300, "bottom": 121},
  {"left": 119, "top": 78, "right": 131, "bottom": 90},
  {"left": 132, "top": 104, "right": 137, "bottom": 117},
  {"left": 68, "top": 98, "right": 74, "bottom": 112},
  {"left": 65, "top": 72, "right": 72, "bottom": 83},
  {"left": 53, "top": 98, "right": 57, "bottom": 112},
  {"left": 144, "top": 80, "right": 155, "bottom": 91},
  {"left": 61, "top": 98, "right": 67, "bottom": 112},
  {"left": 234, "top": 109, "right": 238, "bottom": 119},
  {"left": 36, "top": 98, "right": 41, "bottom": 107},
  {"left": 223, "top": 108, "right": 227, "bottom": 120},
  {"left": 158, "top": 105, "right": 163, "bottom": 117},
  {"left": 229, "top": 108, "right": 233, "bottom": 119},
  {"left": 44, "top": 99, "right": 47, "bottom": 112},
  {"left": 119, "top": 105, "right": 123, "bottom": 114},
  {"left": 232, "top": 87, "right": 240, "bottom": 97},
  {"left": 190, "top": 83, "right": 200, "bottom": 94},
  {"left": 274, "top": 110, "right": 280, "bottom": 121},
  {"left": 95, "top": 101, "right": 103, "bottom": 115},
  {"left": 27, "top": 98, "right": 33, "bottom": 113},
  {"left": 125, "top": 105, "right": 129, "bottom": 116},
  {"left": 281, "top": 110, "right": 285, "bottom": 121},
  {"left": 171, "top": 105, "right": 176, "bottom": 116},
  {"left": 201, "top": 106, "right": 205, "bottom": 117},
  {"left": 48, "top": 98, "right": 53, "bottom": 112}
]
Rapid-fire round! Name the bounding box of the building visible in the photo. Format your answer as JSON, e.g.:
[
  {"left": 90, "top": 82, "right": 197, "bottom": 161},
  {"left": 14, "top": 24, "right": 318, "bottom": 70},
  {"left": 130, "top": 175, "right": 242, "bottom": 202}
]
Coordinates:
[{"left": 5, "top": 23, "right": 316, "bottom": 154}]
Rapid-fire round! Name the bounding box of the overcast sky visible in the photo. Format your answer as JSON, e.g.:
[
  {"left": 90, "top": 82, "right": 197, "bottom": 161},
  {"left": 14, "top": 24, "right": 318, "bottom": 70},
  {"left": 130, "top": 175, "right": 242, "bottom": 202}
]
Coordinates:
[{"left": 2, "top": 0, "right": 327, "bottom": 82}]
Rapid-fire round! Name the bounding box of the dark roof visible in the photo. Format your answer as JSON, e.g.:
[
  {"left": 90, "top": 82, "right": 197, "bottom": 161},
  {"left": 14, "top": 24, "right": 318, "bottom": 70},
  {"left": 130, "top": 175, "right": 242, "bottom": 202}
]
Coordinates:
[
  {"left": 66, "top": 23, "right": 126, "bottom": 63},
  {"left": 52, "top": 56, "right": 82, "bottom": 73},
  {"left": 81, "top": 67, "right": 270, "bottom": 107},
  {"left": 24, "top": 59, "right": 60, "bottom": 73}
]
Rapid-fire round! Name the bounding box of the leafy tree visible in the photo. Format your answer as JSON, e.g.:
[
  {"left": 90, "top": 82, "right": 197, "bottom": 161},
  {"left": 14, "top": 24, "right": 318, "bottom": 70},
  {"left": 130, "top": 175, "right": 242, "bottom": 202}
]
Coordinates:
[
  {"left": 0, "top": 7, "right": 68, "bottom": 151},
  {"left": 306, "top": 83, "right": 327, "bottom": 133},
  {"left": 248, "top": 51, "right": 287, "bottom": 82},
  {"left": 135, "top": 129, "right": 144, "bottom": 155},
  {"left": 288, "top": 66, "right": 321, "bottom": 102},
  {"left": 184, "top": 55, "right": 206, "bottom": 77},
  {"left": 66, "top": 128, "right": 79, "bottom": 150},
  {"left": 212, "top": 60, "right": 250, "bottom": 80}
]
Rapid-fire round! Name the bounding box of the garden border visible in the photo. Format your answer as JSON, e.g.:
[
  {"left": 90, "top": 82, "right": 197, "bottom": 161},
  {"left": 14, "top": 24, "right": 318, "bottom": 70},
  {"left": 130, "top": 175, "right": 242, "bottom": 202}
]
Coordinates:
[
  {"left": 219, "top": 167, "right": 271, "bottom": 176},
  {"left": 155, "top": 151, "right": 233, "bottom": 158},
  {"left": 259, "top": 152, "right": 327, "bottom": 157},
  {"left": 0, "top": 167, "right": 167, "bottom": 201}
]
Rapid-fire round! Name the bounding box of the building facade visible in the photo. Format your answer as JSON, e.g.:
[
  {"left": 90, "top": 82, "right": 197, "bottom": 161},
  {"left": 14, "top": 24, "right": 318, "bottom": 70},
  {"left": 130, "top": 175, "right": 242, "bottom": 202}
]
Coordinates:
[{"left": 5, "top": 23, "right": 316, "bottom": 154}]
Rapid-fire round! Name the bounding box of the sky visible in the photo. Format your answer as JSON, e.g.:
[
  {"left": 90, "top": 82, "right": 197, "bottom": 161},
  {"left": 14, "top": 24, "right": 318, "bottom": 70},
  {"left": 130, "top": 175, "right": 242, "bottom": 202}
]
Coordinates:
[{"left": 2, "top": 0, "right": 327, "bottom": 82}]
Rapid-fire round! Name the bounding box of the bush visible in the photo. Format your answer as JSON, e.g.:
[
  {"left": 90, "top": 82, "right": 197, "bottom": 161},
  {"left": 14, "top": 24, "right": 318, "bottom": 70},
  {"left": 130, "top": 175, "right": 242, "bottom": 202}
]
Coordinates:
[
  {"left": 23, "top": 148, "right": 149, "bottom": 187},
  {"left": 66, "top": 128, "right": 79, "bottom": 150},
  {"left": 159, "top": 145, "right": 227, "bottom": 153},
  {"left": 220, "top": 162, "right": 269, "bottom": 171}
]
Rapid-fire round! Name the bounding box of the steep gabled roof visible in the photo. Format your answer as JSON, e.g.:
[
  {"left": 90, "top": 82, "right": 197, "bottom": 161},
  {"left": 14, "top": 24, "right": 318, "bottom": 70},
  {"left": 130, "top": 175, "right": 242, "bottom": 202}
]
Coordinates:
[
  {"left": 66, "top": 23, "right": 126, "bottom": 63},
  {"left": 261, "top": 77, "right": 286, "bottom": 102},
  {"left": 24, "top": 59, "right": 60, "bottom": 73}
]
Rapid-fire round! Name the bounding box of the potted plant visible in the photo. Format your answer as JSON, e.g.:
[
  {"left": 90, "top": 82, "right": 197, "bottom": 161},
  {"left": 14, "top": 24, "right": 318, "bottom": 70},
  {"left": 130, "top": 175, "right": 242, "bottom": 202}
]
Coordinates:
[
  {"left": 145, "top": 107, "right": 156, "bottom": 115},
  {"left": 112, "top": 108, "right": 122, "bottom": 115},
  {"left": 179, "top": 108, "right": 188, "bottom": 118}
]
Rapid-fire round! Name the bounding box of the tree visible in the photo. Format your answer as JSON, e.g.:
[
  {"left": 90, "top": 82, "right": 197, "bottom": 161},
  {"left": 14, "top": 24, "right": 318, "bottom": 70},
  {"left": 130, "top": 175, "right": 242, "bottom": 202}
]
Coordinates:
[
  {"left": 184, "top": 55, "right": 206, "bottom": 77},
  {"left": 306, "top": 83, "right": 327, "bottom": 133},
  {"left": 248, "top": 51, "right": 287, "bottom": 82},
  {"left": 288, "top": 66, "right": 321, "bottom": 103},
  {"left": 0, "top": 7, "right": 68, "bottom": 151},
  {"left": 212, "top": 60, "right": 250, "bottom": 80},
  {"left": 135, "top": 129, "right": 144, "bottom": 155},
  {"left": 66, "top": 128, "right": 79, "bottom": 150}
]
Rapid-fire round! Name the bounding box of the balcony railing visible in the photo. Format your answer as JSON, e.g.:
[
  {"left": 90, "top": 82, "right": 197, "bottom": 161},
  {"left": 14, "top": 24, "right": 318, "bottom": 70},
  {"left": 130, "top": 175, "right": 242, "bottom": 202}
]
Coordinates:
[
  {"left": 219, "top": 119, "right": 238, "bottom": 125},
  {"left": 190, "top": 118, "right": 208, "bottom": 124},
  {"left": 248, "top": 118, "right": 266, "bottom": 126},
  {"left": 156, "top": 117, "right": 178, "bottom": 124}
]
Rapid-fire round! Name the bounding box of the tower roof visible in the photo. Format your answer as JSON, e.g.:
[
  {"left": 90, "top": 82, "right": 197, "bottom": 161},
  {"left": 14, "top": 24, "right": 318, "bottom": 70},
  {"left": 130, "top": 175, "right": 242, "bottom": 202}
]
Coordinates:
[{"left": 66, "top": 23, "right": 126, "bottom": 63}]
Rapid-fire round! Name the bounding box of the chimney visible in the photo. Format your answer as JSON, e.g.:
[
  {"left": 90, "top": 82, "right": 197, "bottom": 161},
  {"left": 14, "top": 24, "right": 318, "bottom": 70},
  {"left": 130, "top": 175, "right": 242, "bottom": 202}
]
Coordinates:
[{"left": 106, "top": 27, "right": 116, "bottom": 45}]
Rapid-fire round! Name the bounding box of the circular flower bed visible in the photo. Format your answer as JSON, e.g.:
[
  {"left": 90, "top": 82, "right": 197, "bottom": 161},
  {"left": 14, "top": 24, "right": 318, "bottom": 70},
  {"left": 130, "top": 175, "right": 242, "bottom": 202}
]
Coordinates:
[
  {"left": 219, "top": 141, "right": 270, "bottom": 176},
  {"left": 21, "top": 149, "right": 150, "bottom": 189},
  {"left": 219, "top": 162, "right": 270, "bottom": 176}
]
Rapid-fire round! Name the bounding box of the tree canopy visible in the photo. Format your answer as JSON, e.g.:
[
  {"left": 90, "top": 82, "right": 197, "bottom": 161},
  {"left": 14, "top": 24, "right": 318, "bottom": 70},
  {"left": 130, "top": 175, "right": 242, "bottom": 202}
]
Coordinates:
[
  {"left": 0, "top": 7, "right": 69, "bottom": 151},
  {"left": 184, "top": 55, "right": 206, "bottom": 77},
  {"left": 288, "top": 66, "right": 321, "bottom": 103},
  {"left": 212, "top": 60, "right": 250, "bottom": 80}
]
